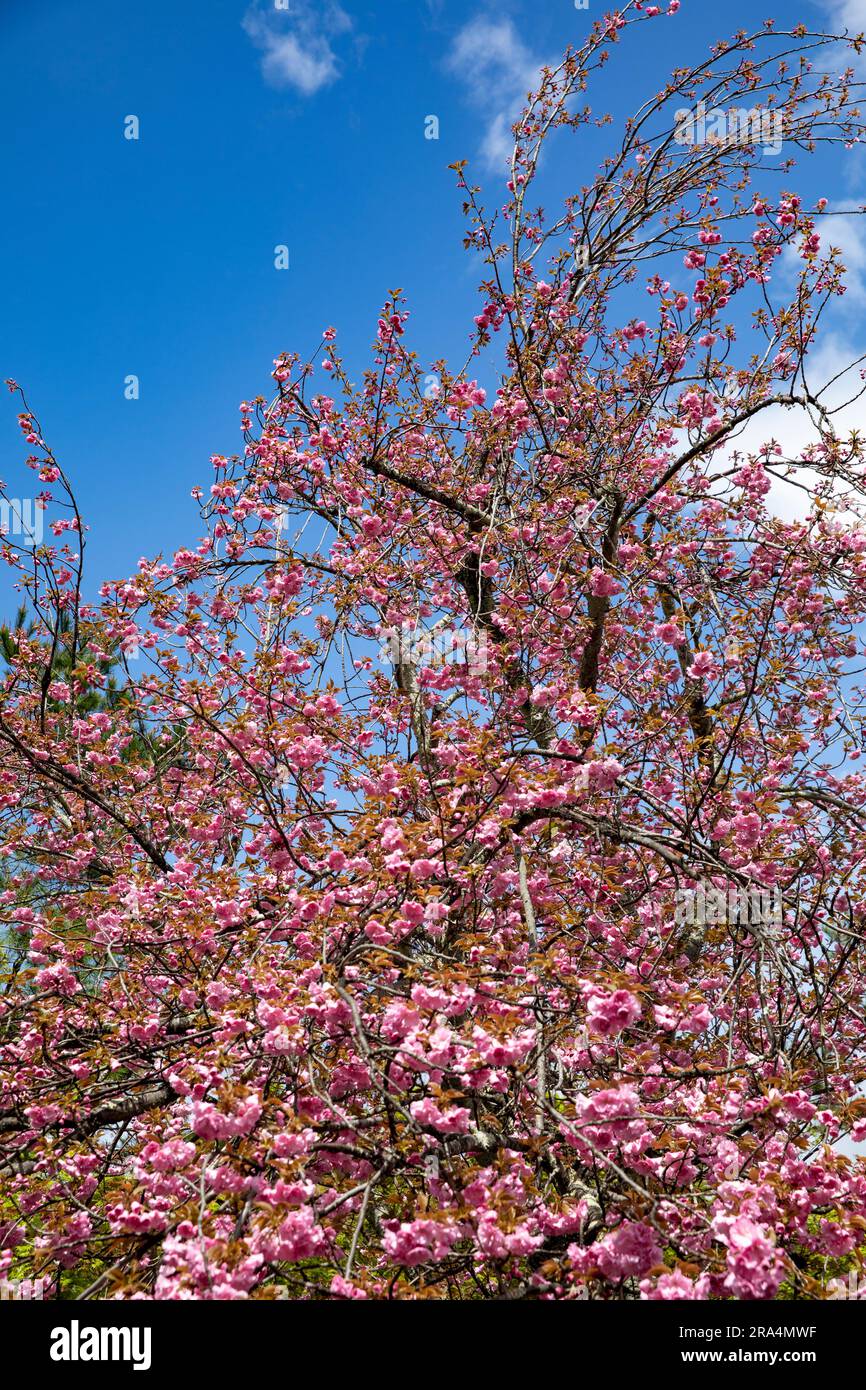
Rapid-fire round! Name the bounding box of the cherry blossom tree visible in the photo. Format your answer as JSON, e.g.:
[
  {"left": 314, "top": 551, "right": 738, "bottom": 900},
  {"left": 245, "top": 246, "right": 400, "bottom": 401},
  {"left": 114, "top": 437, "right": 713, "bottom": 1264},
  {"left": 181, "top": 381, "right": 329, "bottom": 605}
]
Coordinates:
[{"left": 3, "top": 7, "right": 866, "bottom": 1301}]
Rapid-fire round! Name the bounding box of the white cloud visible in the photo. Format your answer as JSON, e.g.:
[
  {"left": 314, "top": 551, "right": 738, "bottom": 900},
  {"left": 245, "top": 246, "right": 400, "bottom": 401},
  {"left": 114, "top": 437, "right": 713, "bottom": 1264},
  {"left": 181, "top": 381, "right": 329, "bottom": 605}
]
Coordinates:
[
  {"left": 825, "top": 0, "right": 866, "bottom": 29},
  {"left": 780, "top": 201, "right": 866, "bottom": 304},
  {"left": 445, "top": 16, "right": 547, "bottom": 170},
  {"left": 447, "top": 14, "right": 533, "bottom": 89},
  {"left": 816, "top": 204, "right": 866, "bottom": 301},
  {"left": 821, "top": 0, "right": 866, "bottom": 85},
  {"left": 480, "top": 110, "right": 515, "bottom": 169},
  {"left": 243, "top": 2, "right": 352, "bottom": 96},
  {"left": 713, "top": 333, "right": 866, "bottom": 523}
]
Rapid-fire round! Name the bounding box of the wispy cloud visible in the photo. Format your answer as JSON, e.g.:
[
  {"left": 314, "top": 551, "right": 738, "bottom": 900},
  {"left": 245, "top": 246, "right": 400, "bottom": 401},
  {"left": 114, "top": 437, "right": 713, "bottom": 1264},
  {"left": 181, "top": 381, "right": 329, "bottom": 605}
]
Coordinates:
[
  {"left": 824, "top": 0, "right": 866, "bottom": 29},
  {"left": 243, "top": 1, "right": 352, "bottom": 96},
  {"left": 780, "top": 200, "right": 866, "bottom": 305},
  {"left": 712, "top": 333, "right": 866, "bottom": 523},
  {"left": 445, "top": 16, "right": 546, "bottom": 168}
]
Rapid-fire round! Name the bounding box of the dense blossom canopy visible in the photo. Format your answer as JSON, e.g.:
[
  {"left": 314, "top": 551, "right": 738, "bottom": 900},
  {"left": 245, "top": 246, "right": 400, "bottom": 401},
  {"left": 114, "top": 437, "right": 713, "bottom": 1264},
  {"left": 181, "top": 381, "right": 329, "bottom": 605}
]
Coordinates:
[{"left": 3, "top": 8, "right": 866, "bottom": 1301}]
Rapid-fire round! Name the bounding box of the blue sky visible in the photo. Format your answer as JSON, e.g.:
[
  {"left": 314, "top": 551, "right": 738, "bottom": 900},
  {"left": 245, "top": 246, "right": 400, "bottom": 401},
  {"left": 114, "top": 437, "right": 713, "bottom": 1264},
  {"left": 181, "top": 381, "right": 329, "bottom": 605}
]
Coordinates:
[{"left": 1, "top": 0, "right": 863, "bottom": 599}]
